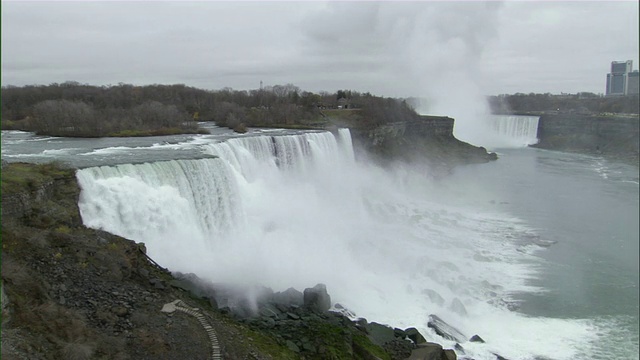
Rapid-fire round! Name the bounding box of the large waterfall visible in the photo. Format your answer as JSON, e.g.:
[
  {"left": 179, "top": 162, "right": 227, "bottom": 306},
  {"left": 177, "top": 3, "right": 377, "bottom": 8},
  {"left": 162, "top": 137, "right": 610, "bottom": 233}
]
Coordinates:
[
  {"left": 76, "top": 128, "right": 598, "bottom": 360},
  {"left": 453, "top": 114, "right": 540, "bottom": 149},
  {"left": 489, "top": 115, "right": 540, "bottom": 147}
]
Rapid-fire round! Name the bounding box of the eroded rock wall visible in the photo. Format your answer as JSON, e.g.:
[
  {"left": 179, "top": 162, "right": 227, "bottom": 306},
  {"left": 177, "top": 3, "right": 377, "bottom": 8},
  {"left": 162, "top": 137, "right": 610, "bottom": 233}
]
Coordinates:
[
  {"left": 533, "top": 114, "right": 639, "bottom": 163},
  {"left": 349, "top": 115, "right": 496, "bottom": 174}
]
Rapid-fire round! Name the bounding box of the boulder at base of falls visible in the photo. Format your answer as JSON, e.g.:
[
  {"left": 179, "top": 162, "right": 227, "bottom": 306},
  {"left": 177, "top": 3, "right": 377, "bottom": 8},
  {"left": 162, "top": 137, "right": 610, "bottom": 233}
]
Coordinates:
[
  {"left": 303, "top": 283, "right": 331, "bottom": 313},
  {"left": 405, "top": 342, "right": 457, "bottom": 360},
  {"left": 365, "top": 322, "right": 397, "bottom": 346},
  {"left": 405, "top": 327, "right": 427, "bottom": 345},
  {"left": 273, "top": 287, "right": 304, "bottom": 306},
  {"left": 469, "top": 334, "right": 485, "bottom": 343},
  {"left": 427, "top": 314, "right": 467, "bottom": 343}
]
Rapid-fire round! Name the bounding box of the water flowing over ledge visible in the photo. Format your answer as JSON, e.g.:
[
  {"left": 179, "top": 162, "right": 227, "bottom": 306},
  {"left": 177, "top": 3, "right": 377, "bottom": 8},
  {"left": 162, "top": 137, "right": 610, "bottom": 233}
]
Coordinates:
[{"left": 73, "top": 128, "right": 610, "bottom": 360}]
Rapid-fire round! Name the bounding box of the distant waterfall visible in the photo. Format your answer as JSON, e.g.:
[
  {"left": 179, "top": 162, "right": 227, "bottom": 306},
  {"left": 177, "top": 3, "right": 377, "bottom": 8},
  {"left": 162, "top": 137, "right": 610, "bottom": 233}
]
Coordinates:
[
  {"left": 489, "top": 115, "right": 540, "bottom": 147},
  {"left": 453, "top": 114, "right": 540, "bottom": 149}
]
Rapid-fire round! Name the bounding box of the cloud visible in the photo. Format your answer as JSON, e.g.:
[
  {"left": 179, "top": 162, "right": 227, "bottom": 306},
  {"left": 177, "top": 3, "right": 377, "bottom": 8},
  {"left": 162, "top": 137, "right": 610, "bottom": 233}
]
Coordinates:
[{"left": 1, "top": 1, "right": 638, "bottom": 98}]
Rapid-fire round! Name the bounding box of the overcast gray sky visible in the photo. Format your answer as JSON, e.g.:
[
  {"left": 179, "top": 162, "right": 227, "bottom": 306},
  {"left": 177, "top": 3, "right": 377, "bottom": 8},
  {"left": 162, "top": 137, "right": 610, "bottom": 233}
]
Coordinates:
[{"left": 2, "top": 1, "right": 639, "bottom": 98}]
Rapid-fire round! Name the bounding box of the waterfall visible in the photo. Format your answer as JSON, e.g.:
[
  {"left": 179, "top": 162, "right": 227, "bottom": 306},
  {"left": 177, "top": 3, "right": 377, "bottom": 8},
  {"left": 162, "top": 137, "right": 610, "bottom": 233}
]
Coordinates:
[
  {"left": 76, "top": 158, "right": 243, "bottom": 248},
  {"left": 75, "top": 128, "right": 594, "bottom": 360},
  {"left": 453, "top": 114, "right": 539, "bottom": 149},
  {"left": 76, "top": 131, "right": 360, "bottom": 268},
  {"left": 489, "top": 115, "right": 540, "bottom": 147}
]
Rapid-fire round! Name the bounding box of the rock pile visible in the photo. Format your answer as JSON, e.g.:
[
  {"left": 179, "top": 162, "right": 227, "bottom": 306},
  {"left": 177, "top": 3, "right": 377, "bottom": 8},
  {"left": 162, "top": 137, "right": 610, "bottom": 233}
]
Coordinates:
[{"left": 170, "top": 272, "right": 459, "bottom": 360}]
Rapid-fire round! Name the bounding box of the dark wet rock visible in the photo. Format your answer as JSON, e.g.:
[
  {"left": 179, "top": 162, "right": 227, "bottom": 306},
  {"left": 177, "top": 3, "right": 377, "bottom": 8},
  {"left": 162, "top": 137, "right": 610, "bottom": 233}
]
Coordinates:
[
  {"left": 285, "top": 339, "right": 300, "bottom": 353},
  {"left": 262, "top": 317, "right": 276, "bottom": 329},
  {"left": 406, "top": 342, "right": 455, "bottom": 360},
  {"left": 405, "top": 327, "right": 427, "bottom": 345},
  {"left": 233, "top": 123, "right": 248, "bottom": 134},
  {"left": 427, "top": 314, "right": 467, "bottom": 343},
  {"left": 381, "top": 338, "right": 413, "bottom": 360},
  {"left": 286, "top": 312, "right": 300, "bottom": 320},
  {"left": 332, "top": 302, "right": 357, "bottom": 318},
  {"left": 301, "top": 339, "right": 315, "bottom": 353},
  {"left": 149, "top": 278, "right": 165, "bottom": 289},
  {"left": 365, "top": 322, "right": 396, "bottom": 346},
  {"left": 112, "top": 306, "right": 129, "bottom": 317},
  {"left": 137, "top": 267, "right": 150, "bottom": 278},
  {"left": 272, "top": 287, "right": 303, "bottom": 306},
  {"left": 258, "top": 303, "right": 280, "bottom": 318},
  {"left": 469, "top": 334, "right": 485, "bottom": 343},
  {"left": 443, "top": 349, "right": 457, "bottom": 360},
  {"left": 394, "top": 327, "right": 407, "bottom": 339},
  {"left": 303, "top": 283, "right": 331, "bottom": 313}
]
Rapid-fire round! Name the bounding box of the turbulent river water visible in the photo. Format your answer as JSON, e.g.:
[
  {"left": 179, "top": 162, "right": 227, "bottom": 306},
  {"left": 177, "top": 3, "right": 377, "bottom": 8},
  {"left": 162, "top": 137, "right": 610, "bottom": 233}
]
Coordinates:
[{"left": 2, "top": 117, "right": 638, "bottom": 360}]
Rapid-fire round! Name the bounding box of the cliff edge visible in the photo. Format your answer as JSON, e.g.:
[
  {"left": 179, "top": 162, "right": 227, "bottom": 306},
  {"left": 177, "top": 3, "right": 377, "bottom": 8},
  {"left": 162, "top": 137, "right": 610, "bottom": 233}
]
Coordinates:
[
  {"left": 532, "top": 113, "right": 639, "bottom": 165},
  {"left": 346, "top": 116, "right": 497, "bottom": 175}
]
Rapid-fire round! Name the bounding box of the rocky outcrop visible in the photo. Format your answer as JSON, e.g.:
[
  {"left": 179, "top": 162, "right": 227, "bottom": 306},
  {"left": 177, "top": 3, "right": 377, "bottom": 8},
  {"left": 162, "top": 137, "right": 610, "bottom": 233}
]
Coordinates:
[
  {"left": 406, "top": 343, "right": 456, "bottom": 360},
  {"left": 348, "top": 116, "right": 497, "bottom": 175},
  {"left": 303, "top": 283, "right": 331, "bottom": 313},
  {"left": 533, "top": 113, "right": 639, "bottom": 164},
  {"left": 167, "top": 271, "right": 460, "bottom": 360},
  {"left": 0, "top": 163, "right": 82, "bottom": 227},
  {"left": 427, "top": 315, "right": 467, "bottom": 343}
]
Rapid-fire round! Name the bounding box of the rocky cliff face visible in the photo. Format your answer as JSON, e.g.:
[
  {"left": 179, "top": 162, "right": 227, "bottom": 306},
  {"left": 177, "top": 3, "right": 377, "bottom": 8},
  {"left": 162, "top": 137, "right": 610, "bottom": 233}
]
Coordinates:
[
  {"left": 533, "top": 113, "right": 639, "bottom": 164},
  {"left": 348, "top": 115, "right": 497, "bottom": 175}
]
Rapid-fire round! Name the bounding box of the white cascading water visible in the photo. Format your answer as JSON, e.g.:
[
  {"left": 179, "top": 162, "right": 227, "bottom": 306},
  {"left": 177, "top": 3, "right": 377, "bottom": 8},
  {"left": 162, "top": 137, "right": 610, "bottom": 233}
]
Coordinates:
[
  {"left": 452, "top": 114, "right": 540, "bottom": 149},
  {"left": 76, "top": 128, "right": 596, "bottom": 360},
  {"left": 489, "top": 115, "right": 540, "bottom": 147}
]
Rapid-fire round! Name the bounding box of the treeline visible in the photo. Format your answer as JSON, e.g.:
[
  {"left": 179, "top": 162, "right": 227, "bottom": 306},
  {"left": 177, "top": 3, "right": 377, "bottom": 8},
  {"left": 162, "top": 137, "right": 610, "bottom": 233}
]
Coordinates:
[
  {"left": 488, "top": 92, "right": 640, "bottom": 115},
  {"left": 1, "top": 82, "right": 420, "bottom": 137}
]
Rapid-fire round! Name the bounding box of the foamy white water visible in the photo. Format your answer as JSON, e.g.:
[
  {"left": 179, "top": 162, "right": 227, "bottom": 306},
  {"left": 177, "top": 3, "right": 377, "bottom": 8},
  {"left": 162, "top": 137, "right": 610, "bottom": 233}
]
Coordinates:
[{"left": 73, "top": 129, "right": 614, "bottom": 360}]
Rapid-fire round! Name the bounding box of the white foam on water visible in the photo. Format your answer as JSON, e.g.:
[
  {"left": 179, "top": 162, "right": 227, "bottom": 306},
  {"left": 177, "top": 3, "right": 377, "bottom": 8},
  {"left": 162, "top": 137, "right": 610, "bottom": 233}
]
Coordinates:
[
  {"left": 80, "top": 146, "right": 136, "bottom": 156},
  {"left": 76, "top": 129, "right": 609, "bottom": 360},
  {"left": 42, "top": 148, "right": 83, "bottom": 155}
]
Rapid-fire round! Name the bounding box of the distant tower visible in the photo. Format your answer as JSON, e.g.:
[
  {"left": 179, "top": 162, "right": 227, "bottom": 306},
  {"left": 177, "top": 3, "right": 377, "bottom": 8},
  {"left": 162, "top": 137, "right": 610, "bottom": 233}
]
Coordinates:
[
  {"left": 606, "top": 60, "right": 634, "bottom": 96},
  {"left": 260, "top": 80, "right": 263, "bottom": 90},
  {"left": 628, "top": 71, "right": 639, "bottom": 95}
]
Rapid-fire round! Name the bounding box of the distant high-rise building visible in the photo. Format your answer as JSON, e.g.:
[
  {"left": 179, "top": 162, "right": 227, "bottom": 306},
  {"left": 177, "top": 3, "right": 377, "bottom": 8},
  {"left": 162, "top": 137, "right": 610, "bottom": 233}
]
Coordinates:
[
  {"left": 628, "top": 71, "right": 639, "bottom": 95},
  {"left": 606, "top": 60, "right": 635, "bottom": 96}
]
